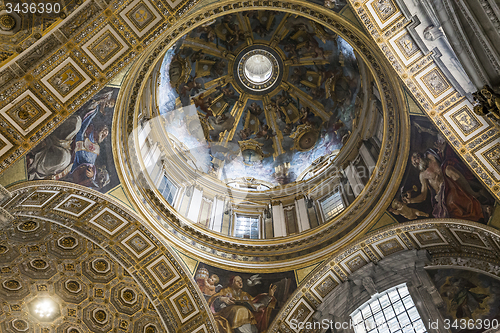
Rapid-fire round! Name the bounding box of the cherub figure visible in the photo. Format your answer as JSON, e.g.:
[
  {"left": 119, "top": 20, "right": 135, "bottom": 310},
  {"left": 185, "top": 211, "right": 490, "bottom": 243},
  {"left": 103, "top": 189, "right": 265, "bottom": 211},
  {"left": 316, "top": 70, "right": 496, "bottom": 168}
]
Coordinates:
[
  {"left": 211, "top": 59, "right": 226, "bottom": 77},
  {"left": 239, "top": 127, "right": 253, "bottom": 140},
  {"left": 193, "top": 93, "right": 214, "bottom": 116},
  {"left": 480, "top": 85, "right": 500, "bottom": 119},
  {"left": 198, "top": 24, "right": 216, "bottom": 43},
  {"left": 256, "top": 124, "right": 275, "bottom": 140},
  {"left": 310, "top": 87, "right": 325, "bottom": 100},
  {"left": 305, "top": 39, "right": 325, "bottom": 59},
  {"left": 253, "top": 24, "right": 268, "bottom": 37},
  {"left": 219, "top": 84, "right": 238, "bottom": 104},
  {"left": 283, "top": 43, "right": 298, "bottom": 60},
  {"left": 283, "top": 123, "right": 293, "bottom": 135},
  {"left": 201, "top": 274, "right": 220, "bottom": 296},
  {"left": 473, "top": 91, "right": 489, "bottom": 116},
  {"left": 324, "top": 0, "right": 337, "bottom": 8},
  {"left": 388, "top": 198, "right": 429, "bottom": 220},
  {"left": 180, "top": 77, "right": 202, "bottom": 97},
  {"left": 300, "top": 107, "right": 313, "bottom": 125},
  {"left": 290, "top": 67, "right": 305, "bottom": 85},
  {"left": 248, "top": 102, "right": 263, "bottom": 116},
  {"left": 190, "top": 49, "right": 204, "bottom": 63}
]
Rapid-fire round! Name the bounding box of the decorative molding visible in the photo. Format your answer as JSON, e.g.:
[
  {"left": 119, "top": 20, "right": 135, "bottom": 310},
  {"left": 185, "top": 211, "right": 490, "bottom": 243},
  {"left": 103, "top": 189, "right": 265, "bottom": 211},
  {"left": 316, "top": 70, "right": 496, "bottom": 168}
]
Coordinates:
[
  {"left": 350, "top": 0, "right": 500, "bottom": 199},
  {"left": 0, "top": 0, "right": 198, "bottom": 173}
]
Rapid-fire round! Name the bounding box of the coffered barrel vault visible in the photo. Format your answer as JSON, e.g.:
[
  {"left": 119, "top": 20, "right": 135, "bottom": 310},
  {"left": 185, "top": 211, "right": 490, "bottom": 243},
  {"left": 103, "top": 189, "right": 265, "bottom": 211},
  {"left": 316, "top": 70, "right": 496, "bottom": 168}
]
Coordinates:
[{"left": 0, "top": 181, "right": 218, "bottom": 333}]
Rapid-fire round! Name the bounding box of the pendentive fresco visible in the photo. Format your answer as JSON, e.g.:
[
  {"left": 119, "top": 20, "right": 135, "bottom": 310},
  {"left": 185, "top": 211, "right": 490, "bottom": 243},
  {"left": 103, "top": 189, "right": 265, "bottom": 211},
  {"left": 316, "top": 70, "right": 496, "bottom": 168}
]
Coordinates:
[
  {"left": 388, "top": 116, "right": 497, "bottom": 224},
  {"left": 26, "top": 87, "right": 120, "bottom": 193}
]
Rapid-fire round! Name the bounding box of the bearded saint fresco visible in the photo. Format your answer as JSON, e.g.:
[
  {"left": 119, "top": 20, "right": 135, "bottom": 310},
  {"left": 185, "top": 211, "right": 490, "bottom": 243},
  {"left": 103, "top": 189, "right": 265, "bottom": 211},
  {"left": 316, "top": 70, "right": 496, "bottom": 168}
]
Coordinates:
[
  {"left": 388, "top": 117, "right": 496, "bottom": 224},
  {"left": 195, "top": 266, "right": 296, "bottom": 333},
  {"left": 26, "top": 87, "right": 120, "bottom": 192},
  {"left": 209, "top": 276, "right": 277, "bottom": 333}
]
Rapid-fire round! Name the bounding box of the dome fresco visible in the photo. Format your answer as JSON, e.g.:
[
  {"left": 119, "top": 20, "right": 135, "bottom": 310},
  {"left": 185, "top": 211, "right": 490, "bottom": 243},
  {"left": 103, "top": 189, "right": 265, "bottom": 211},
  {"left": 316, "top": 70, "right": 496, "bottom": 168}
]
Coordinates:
[
  {"left": 117, "top": 4, "right": 404, "bottom": 249},
  {"left": 157, "top": 11, "right": 362, "bottom": 186}
]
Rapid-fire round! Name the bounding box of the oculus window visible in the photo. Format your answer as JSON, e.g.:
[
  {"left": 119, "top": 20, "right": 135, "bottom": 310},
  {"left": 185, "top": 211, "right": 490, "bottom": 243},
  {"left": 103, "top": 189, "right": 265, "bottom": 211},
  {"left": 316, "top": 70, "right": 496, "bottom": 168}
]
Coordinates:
[{"left": 350, "top": 283, "right": 426, "bottom": 333}]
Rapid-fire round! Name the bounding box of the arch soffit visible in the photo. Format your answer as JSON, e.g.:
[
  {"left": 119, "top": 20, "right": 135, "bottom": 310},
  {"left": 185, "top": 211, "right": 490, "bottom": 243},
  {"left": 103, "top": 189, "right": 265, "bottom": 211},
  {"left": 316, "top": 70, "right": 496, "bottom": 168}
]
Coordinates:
[{"left": 2, "top": 180, "right": 218, "bottom": 333}]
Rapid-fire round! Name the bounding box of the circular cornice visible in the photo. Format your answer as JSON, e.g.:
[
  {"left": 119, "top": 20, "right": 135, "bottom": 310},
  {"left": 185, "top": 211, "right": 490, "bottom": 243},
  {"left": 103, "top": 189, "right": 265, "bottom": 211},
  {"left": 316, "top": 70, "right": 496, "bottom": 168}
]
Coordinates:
[{"left": 112, "top": 0, "right": 410, "bottom": 271}]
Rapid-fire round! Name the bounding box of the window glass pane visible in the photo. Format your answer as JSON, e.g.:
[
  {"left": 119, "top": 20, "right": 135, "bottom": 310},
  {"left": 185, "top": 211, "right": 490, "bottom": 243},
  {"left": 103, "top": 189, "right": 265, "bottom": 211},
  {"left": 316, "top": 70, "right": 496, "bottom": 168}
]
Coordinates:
[
  {"left": 159, "top": 176, "right": 177, "bottom": 205},
  {"left": 397, "top": 313, "right": 410, "bottom": 327},
  {"left": 361, "top": 304, "right": 372, "bottom": 319},
  {"left": 393, "top": 300, "right": 405, "bottom": 315},
  {"left": 407, "top": 307, "right": 420, "bottom": 322},
  {"left": 402, "top": 296, "right": 414, "bottom": 310},
  {"left": 388, "top": 289, "right": 400, "bottom": 302},
  {"left": 370, "top": 300, "right": 382, "bottom": 314},
  {"left": 379, "top": 325, "right": 390, "bottom": 333},
  {"left": 352, "top": 311, "right": 364, "bottom": 325},
  {"left": 383, "top": 306, "right": 395, "bottom": 320},
  {"left": 350, "top": 283, "right": 426, "bottom": 333},
  {"left": 414, "top": 320, "right": 426, "bottom": 333},
  {"left": 365, "top": 319, "right": 377, "bottom": 331},
  {"left": 387, "top": 317, "right": 400, "bottom": 333},
  {"left": 403, "top": 325, "right": 415, "bottom": 333},
  {"left": 234, "top": 215, "right": 259, "bottom": 239},
  {"left": 398, "top": 285, "right": 409, "bottom": 297},
  {"left": 320, "top": 189, "right": 345, "bottom": 220},
  {"left": 158, "top": 177, "right": 167, "bottom": 194},
  {"left": 354, "top": 322, "right": 367, "bottom": 333},
  {"left": 379, "top": 295, "right": 391, "bottom": 309},
  {"left": 374, "top": 311, "right": 385, "bottom": 326}
]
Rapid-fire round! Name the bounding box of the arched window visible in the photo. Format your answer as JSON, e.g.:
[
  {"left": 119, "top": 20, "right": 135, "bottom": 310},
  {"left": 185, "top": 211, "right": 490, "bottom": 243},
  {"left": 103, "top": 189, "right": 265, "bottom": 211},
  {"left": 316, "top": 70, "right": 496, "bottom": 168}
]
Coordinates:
[{"left": 350, "top": 283, "right": 427, "bottom": 333}]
